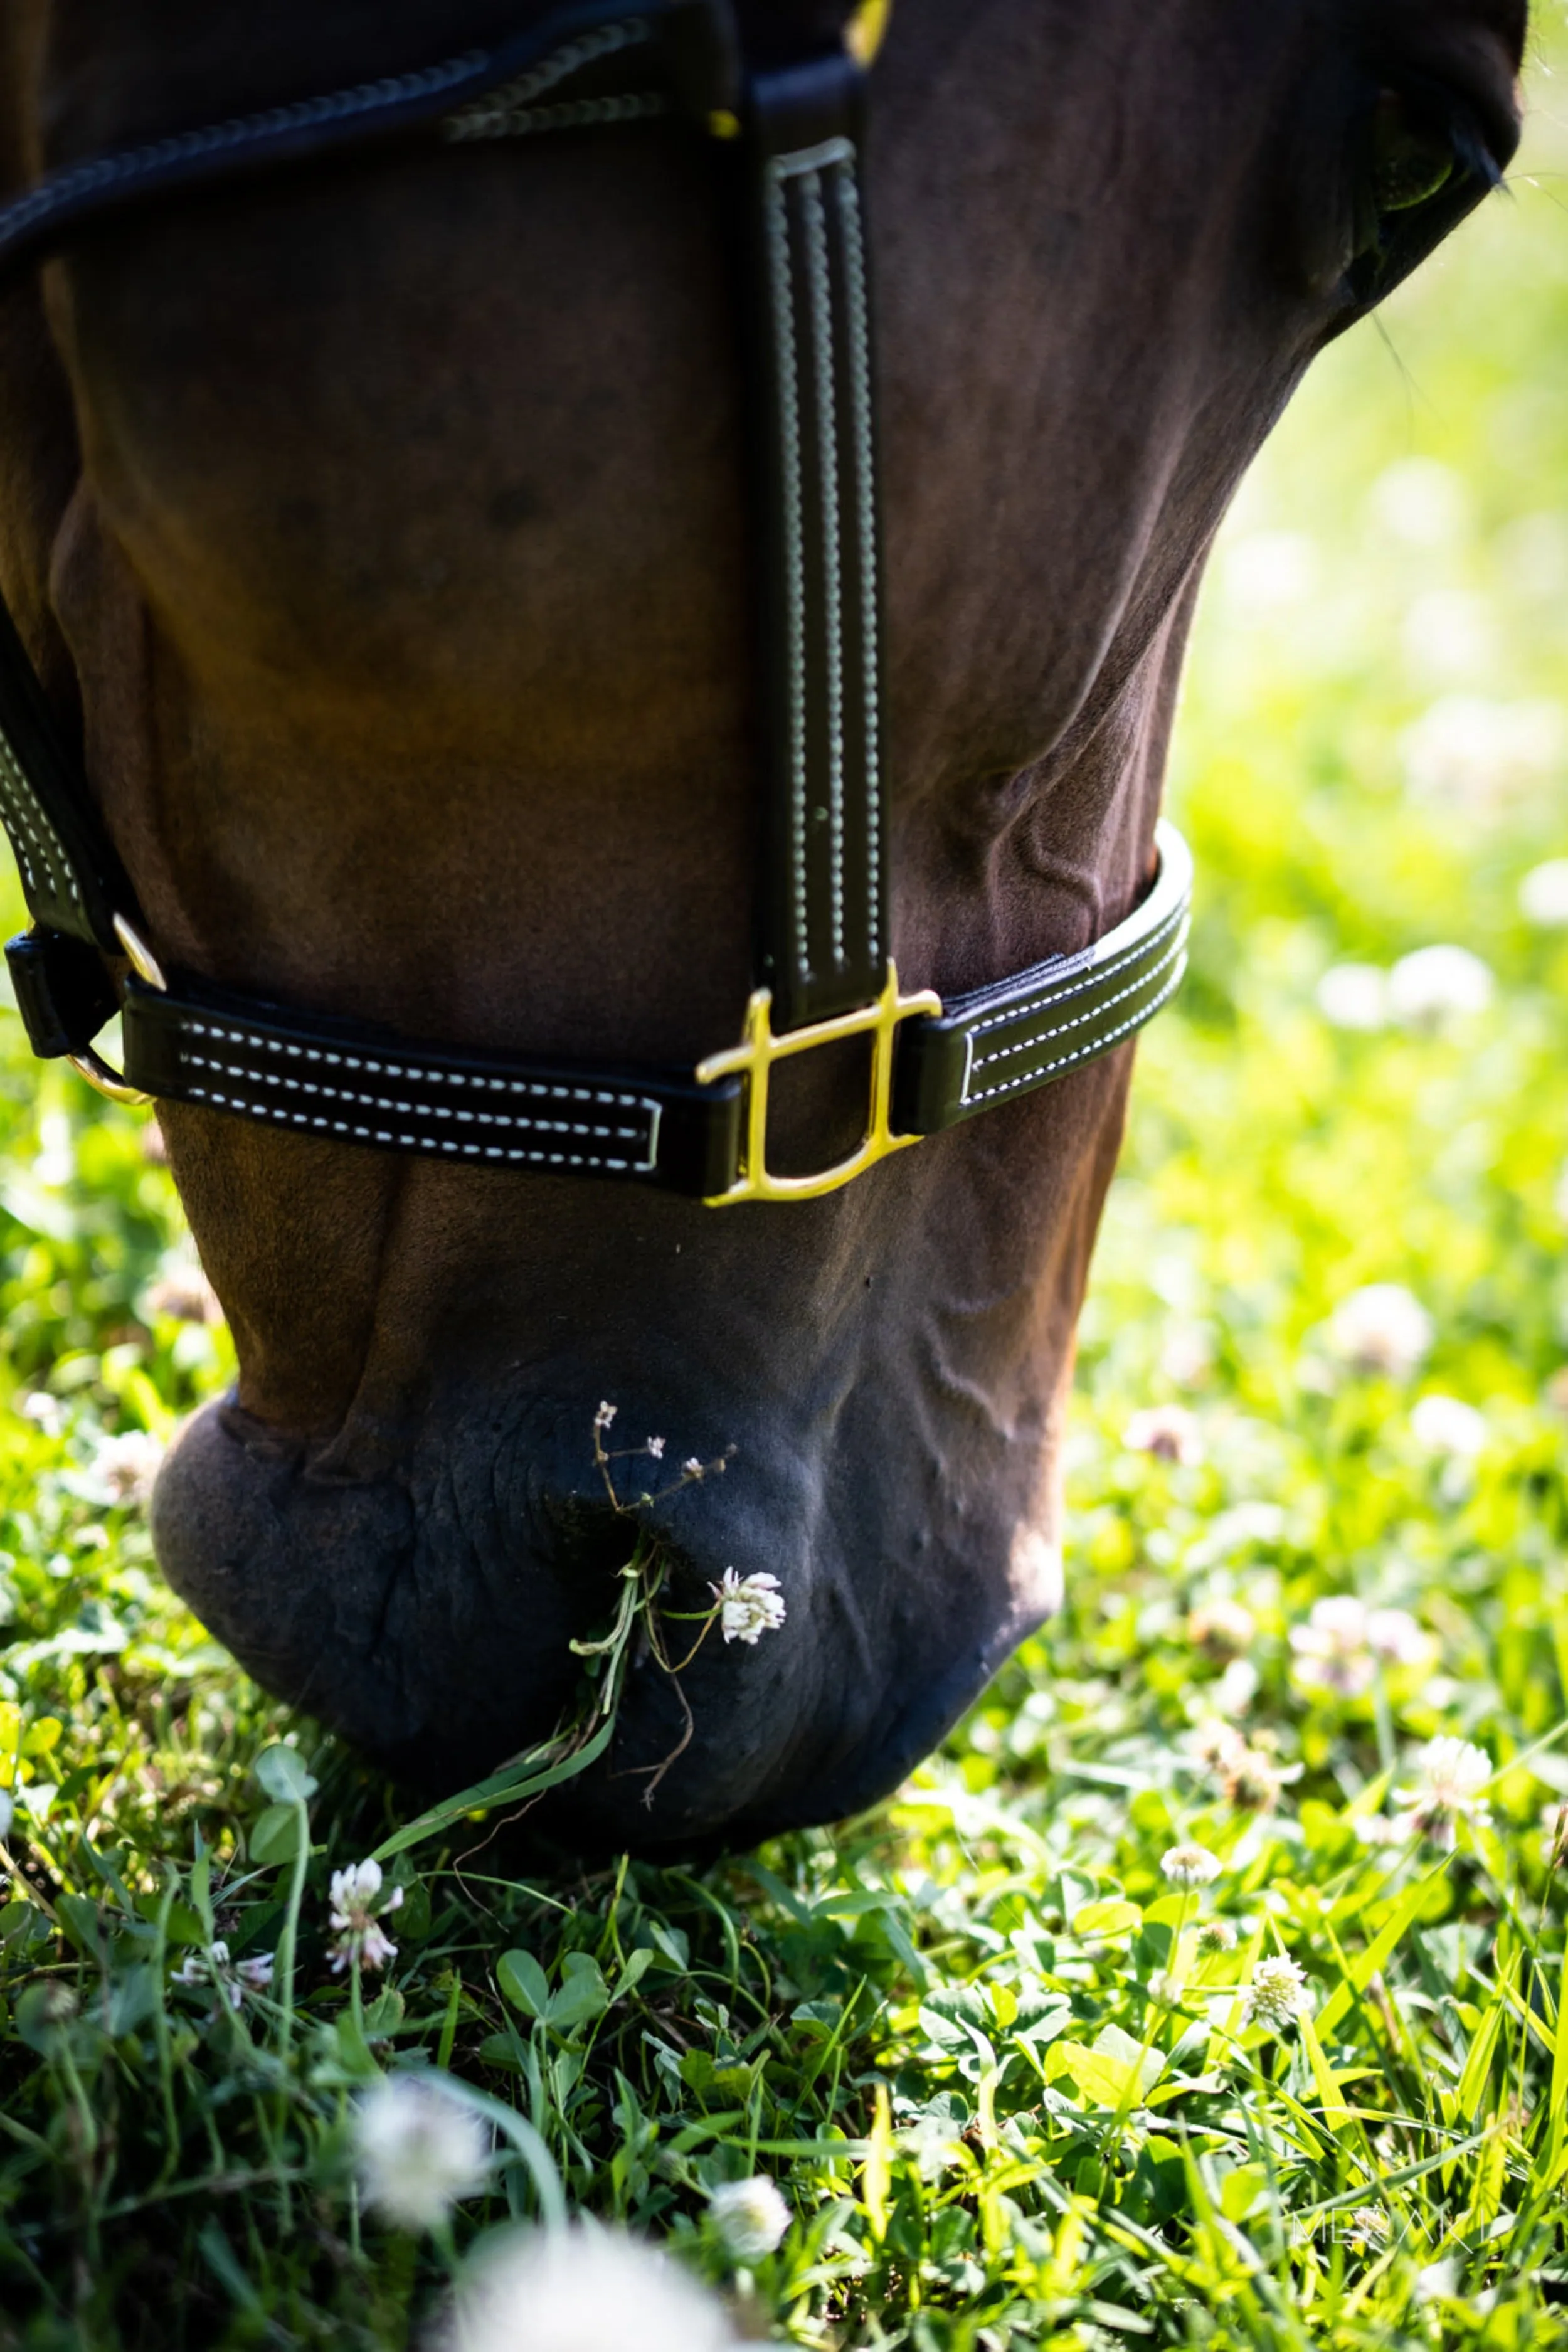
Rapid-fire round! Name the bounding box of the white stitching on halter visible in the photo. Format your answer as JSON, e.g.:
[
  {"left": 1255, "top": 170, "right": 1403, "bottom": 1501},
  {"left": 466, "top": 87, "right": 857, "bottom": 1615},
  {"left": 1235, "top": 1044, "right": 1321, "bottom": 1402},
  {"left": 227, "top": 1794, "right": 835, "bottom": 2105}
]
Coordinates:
[
  {"left": 763, "top": 157, "right": 811, "bottom": 987},
  {"left": 836, "top": 159, "right": 880, "bottom": 969},
  {"left": 961, "top": 950, "right": 1189, "bottom": 1107},
  {"left": 0, "top": 734, "right": 78, "bottom": 909},
  {"left": 799, "top": 167, "right": 846, "bottom": 970}
]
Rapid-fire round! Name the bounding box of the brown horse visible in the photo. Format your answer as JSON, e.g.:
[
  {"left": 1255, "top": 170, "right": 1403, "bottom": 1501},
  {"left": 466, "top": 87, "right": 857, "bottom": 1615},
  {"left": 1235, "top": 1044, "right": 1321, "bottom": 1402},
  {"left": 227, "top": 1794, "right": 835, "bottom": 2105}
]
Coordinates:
[{"left": 0, "top": 0, "right": 1525, "bottom": 1846}]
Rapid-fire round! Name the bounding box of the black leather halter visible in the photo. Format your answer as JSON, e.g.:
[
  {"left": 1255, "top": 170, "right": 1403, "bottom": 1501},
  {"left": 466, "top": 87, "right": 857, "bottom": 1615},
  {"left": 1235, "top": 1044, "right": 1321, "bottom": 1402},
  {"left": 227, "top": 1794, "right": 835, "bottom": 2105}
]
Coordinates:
[{"left": 0, "top": 0, "right": 1190, "bottom": 1204}]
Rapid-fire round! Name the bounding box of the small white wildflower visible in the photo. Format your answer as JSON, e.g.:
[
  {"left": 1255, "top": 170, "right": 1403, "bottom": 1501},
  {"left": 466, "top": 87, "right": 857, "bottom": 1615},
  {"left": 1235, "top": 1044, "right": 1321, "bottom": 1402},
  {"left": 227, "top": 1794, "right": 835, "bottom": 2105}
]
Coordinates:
[
  {"left": 1365, "top": 1606, "right": 1426, "bottom": 1665},
  {"left": 1290, "top": 1594, "right": 1374, "bottom": 1698},
  {"left": 1187, "top": 1597, "right": 1256, "bottom": 1658},
  {"left": 1221, "top": 1742, "right": 1286, "bottom": 1815},
  {"left": 593, "top": 1401, "right": 617, "bottom": 1431},
  {"left": 354, "top": 2074, "right": 490, "bottom": 2233},
  {"left": 443, "top": 2222, "right": 738, "bottom": 2352},
  {"left": 1161, "top": 1843, "right": 1222, "bottom": 1888},
  {"left": 682, "top": 1456, "right": 704, "bottom": 1477},
  {"left": 1192, "top": 1717, "right": 1247, "bottom": 1773},
  {"left": 645, "top": 1436, "right": 665, "bottom": 1460},
  {"left": 92, "top": 1429, "right": 166, "bottom": 1507},
  {"left": 1353, "top": 1811, "right": 1411, "bottom": 1848},
  {"left": 1214, "top": 1657, "right": 1260, "bottom": 1717},
  {"left": 1387, "top": 944, "right": 1493, "bottom": 1034},
  {"left": 707, "top": 2173, "right": 792, "bottom": 2260},
  {"left": 1328, "top": 1283, "right": 1433, "bottom": 1380},
  {"left": 1520, "top": 858, "right": 1568, "bottom": 928},
  {"left": 1411, "top": 1393, "right": 1486, "bottom": 1460},
  {"left": 173, "top": 1939, "right": 272, "bottom": 2012},
  {"left": 1316, "top": 963, "right": 1387, "bottom": 1032},
  {"left": 329, "top": 1857, "right": 405, "bottom": 1974},
  {"left": 1393, "top": 1735, "right": 1492, "bottom": 1849},
  {"left": 1345, "top": 2205, "right": 1389, "bottom": 2251},
  {"left": 711, "top": 1568, "right": 787, "bottom": 1647},
  {"left": 1241, "top": 1955, "right": 1310, "bottom": 2028},
  {"left": 19, "top": 1391, "right": 65, "bottom": 1438},
  {"left": 1123, "top": 1403, "right": 1202, "bottom": 1466},
  {"left": 1195, "top": 1919, "right": 1237, "bottom": 1956}
]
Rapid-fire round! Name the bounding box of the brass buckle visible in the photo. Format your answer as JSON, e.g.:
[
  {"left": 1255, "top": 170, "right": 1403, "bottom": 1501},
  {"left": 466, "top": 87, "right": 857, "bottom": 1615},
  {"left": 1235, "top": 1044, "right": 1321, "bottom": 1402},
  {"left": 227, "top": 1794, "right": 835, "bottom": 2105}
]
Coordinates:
[{"left": 696, "top": 960, "right": 940, "bottom": 1205}]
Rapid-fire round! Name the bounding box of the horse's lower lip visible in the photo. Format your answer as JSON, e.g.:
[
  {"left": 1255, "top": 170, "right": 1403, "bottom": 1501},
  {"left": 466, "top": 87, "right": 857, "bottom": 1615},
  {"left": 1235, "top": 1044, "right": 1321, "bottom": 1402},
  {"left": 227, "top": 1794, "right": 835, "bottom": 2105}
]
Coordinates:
[{"left": 149, "top": 1391, "right": 1057, "bottom": 1852}]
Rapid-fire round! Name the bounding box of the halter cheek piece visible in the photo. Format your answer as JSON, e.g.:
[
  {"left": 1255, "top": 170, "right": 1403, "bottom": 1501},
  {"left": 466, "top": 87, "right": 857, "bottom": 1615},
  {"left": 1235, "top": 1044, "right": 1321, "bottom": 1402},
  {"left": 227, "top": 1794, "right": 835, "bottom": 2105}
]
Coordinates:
[{"left": 0, "top": 0, "right": 1190, "bottom": 1205}]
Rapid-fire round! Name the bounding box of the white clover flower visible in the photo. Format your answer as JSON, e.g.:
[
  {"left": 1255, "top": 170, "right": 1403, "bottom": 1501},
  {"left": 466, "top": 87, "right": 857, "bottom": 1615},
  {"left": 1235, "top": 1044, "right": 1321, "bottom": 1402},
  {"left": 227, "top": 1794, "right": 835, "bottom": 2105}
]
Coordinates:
[
  {"left": 329, "top": 1857, "right": 405, "bottom": 1974},
  {"left": 1192, "top": 1717, "right": 1247, "bottom": 1773},
  {"left": 1241, "top": 1955, "right": 1310, "bottom": 2028},
  {"left": 1290, "top": 1595, "right": 1375, "bottom": 1698},
  {"left": 1393, "top": 1736, "right": 1492, "bottom": 1849},
  {"left": 1411, "top": 1393, "right": 1486, "bottom": 1460},
  {"left": 1191, "top": 1719, "right": 1288, "bottom": 1813},
  {"left": 354, "top": 2074, "right": 490, "bottom": 2233},
  {"left": 1328, "top": 1284, "right": 1433, "bottom": 1380},
  {"left": 1387, "top": 944, "right": 1494, "bottom": 1034},
  {"left": 1353, "top": 1811, "right": 1408, "bottom": 1848},
  {"left": 443, "top": 2222, "right": 738, "bottom": 2352},
  {"left": 707, "top": 2173, "right": 792, "bottom": 2260},
  {"left": 1520, "top": 858, "right": 1568, "bottom": 928},
  {"left": 1123, "top": 1404, "right": 1202, "bottom": 1466},
  {"left": 711, "top": 1568, "right": 786, "bottom": 1647},
  {"left": 92, "top": 1429, "right": 166, "bottom": 1507},
  {"left": 1222, "top": 1744, "right": 1287, "bottom": 1815},
  {"left": 19, "top": 1392, "right": 65, "bottom": 1439},
  {"left": 1364, "top": 1607, "right": 1426, "bottom": 1666},
  {"left": 1187, "top": 1597, "right": 1256, "bottom": 1658},
  {"left": 172, "top": 1939, "right": 273, "bottom": 2011},
  {"left": 1214, "top": 1658, "right": 1260, "bottom": 1717},
  {"left": 1161, "top": 1843, "right": 1222, "bottom": 1888},
  {"left": 1195, "top": 1919, "right": 1237, "bottom": 1956},
  {"left": 1316, "top": 963, "right": 1387, "bottom": 1032}
]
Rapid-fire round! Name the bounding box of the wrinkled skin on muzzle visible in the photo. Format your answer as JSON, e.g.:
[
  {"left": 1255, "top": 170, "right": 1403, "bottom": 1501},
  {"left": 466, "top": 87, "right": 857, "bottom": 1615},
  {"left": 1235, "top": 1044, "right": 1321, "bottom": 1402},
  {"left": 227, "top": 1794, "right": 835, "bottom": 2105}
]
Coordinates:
[{"left": 0, "top": 0, "right": 1524, "bottom": 1846}]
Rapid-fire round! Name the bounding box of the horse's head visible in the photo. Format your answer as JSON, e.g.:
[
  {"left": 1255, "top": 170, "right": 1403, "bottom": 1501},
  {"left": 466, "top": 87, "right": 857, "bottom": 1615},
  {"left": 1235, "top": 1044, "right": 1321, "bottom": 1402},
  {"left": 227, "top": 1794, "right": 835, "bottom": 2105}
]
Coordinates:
[{"left": 0, "top": 0, "right": 1523, "bottom": 1844}]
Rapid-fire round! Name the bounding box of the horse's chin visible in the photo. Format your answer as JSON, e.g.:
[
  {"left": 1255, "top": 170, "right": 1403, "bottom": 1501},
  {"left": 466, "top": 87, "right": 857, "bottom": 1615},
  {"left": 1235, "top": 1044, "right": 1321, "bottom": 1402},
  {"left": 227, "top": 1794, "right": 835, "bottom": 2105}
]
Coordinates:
[{"left": 150, "top": 1392, "right": 1058, "bottom": 1852}]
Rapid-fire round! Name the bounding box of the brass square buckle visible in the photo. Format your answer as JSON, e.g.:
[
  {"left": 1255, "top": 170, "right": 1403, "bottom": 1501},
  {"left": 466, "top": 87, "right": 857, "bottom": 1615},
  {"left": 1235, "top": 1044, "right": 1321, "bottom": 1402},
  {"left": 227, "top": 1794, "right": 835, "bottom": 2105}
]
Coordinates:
[{"left": 696, "top": 961, "right": 940, "bottom": 1205}]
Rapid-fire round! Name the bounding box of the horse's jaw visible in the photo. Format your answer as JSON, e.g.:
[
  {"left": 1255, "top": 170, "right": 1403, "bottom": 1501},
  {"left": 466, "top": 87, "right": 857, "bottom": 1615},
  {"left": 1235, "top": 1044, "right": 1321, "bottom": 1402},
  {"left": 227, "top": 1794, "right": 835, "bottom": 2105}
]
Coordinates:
[{"left": 148, "top": 1116, "right": 1099, "bottom": 1851}]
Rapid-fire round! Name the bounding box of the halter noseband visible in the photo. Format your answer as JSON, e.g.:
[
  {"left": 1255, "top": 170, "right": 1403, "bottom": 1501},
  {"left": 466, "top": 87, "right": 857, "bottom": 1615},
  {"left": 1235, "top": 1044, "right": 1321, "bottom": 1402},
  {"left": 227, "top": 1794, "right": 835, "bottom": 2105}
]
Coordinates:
[{"left": 0, "top": 0, "right": 1190, "bottom": 1205}]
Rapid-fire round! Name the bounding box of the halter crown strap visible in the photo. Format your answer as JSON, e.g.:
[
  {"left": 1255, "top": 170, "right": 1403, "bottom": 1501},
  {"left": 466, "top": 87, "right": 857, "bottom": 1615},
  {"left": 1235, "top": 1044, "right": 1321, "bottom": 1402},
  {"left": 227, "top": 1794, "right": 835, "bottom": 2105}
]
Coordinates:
[{"left": 0, "top": 0, "right": 1191, "bottom": 1200}]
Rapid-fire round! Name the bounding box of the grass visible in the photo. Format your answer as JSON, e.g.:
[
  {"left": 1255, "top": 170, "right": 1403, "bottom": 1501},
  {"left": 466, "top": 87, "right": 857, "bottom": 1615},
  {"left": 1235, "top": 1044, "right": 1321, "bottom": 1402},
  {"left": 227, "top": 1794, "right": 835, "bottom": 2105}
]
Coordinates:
[{"left": 3, "top": 32, "right": 1568, "bottom": 2351}]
